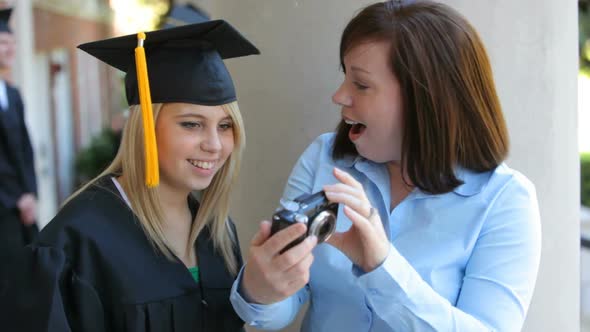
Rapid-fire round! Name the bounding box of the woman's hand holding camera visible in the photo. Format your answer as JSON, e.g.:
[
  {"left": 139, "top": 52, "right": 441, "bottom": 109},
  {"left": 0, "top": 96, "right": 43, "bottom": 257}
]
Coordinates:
[
  {"left": 241, "top": 220, "right": 317, "bottom": 304},
  {"left": 324, "top": 168, "right": 390, "bottom": 273}
]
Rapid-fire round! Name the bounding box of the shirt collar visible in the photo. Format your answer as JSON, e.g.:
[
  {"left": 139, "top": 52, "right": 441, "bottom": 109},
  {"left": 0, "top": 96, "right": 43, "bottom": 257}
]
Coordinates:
[
  {"left": 0, "top": 80, "right": 7, "bottom": 111},
  {"left": 333, "top": 153, "right": 362, "bottom": 169},
  {"left": 452, "top": 165, "right": 491, "bottom": 197},
  {"left": 333, "top": 154, "right": 490, "bottom": 198}
]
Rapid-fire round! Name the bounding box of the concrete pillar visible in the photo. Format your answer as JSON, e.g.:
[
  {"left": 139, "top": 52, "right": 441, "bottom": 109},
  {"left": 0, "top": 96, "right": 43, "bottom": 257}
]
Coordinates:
[{"left": 212, "top": 1, "right": 579, "bottom": 331}]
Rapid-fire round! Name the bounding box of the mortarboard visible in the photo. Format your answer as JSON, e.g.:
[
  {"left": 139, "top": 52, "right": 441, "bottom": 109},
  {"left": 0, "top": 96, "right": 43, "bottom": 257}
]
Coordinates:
[
  {"left": 163, "top": 4, "right": 210, "bottom": 28},
  {"left": 0, "top": 8, "right": 12, "bottom": 33},
  {"left": 77, "top": 20, "right": 259, "bottom": 187}
]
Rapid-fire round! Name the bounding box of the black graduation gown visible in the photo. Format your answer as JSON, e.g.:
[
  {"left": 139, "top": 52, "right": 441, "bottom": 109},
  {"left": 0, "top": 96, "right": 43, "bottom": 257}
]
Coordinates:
[
  {"left": 0, "top": 84, "right": 38, "bottom": 273},
  {"left": 0, "top": 176, "right": 244, "bottom": 332},
  {"left": 0, "top": 84, "right": 37, "bottom": 209}
]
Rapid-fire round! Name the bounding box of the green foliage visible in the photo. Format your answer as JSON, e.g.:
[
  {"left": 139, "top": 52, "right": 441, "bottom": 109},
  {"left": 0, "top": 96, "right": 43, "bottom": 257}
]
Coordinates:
[
  {"left": 583, "top": 153, "right": 590, "bottom": 206},
  {"left": 75, "top": 128, "right": 121, "bottom": 185}
]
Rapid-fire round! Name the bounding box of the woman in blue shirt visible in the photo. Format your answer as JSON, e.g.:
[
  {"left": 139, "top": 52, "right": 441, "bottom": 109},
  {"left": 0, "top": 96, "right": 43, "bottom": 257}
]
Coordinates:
[{"left": 231, "top": 1, "right": 541, "bottom": 331}]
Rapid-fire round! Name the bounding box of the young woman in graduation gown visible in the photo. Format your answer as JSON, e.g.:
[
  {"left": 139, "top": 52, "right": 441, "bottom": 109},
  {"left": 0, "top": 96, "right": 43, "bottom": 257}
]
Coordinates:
[{"left": 0, "top": 20, "right": 259, "bottom": 332}]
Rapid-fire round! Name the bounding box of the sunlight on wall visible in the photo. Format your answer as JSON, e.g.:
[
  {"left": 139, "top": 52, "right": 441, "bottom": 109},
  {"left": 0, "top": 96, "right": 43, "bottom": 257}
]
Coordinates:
[{"left": 109, "top": 0, "right": 168, "bottom": 35}]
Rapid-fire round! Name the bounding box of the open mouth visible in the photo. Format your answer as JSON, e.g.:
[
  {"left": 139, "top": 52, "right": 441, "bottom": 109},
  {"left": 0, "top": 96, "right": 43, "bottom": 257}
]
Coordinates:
[
  {"left": 187, "top": 159, "right": 215, "bottom": 170},
  {"left": 344, "top": 119, "right": 367, "bottom": 142}
]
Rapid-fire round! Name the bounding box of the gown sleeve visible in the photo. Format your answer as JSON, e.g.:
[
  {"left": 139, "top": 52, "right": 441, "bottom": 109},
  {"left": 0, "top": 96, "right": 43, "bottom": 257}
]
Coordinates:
[
  {"left": 0, "top": 245, "right": 106, "bottom": 332},
  {"left": 228, "top": 218, "right": 244, "bottom": 270}
]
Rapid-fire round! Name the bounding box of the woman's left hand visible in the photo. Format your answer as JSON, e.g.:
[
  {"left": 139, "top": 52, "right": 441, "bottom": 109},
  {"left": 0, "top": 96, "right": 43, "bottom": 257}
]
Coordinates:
[{"left": 323, "top": 168, "right": 390, "bottom": 273}]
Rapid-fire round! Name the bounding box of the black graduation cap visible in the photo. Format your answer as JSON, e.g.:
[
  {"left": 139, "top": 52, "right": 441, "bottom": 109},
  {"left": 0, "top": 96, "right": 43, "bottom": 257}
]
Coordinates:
[
  {"left": 77, "top": 19, "right": 259, "bottom": 107},
  {"left": 77, "top": 20, "right": 259, "bottom": 187},
  {"left": 163, "top": 4, "right": 210, "bottom": 28},
  {"left": 0, "top": 8, "right": 12, "bottom": 33}
]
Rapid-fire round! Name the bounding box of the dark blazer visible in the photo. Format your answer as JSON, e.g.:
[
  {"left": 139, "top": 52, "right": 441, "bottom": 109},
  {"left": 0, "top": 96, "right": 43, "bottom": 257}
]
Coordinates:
[
  {"left": 0, "top": 176, "right": 245, "bottom": 332},
  {"left": 0, "top": 83, "right": 36, "bottom": 210}
]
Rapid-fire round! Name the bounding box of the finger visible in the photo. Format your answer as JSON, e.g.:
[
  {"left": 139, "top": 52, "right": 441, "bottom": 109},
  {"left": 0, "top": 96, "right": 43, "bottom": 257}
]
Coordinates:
[
  {"left": 323, "top": 183, "right": 365, "bottom": 201},
  {"left": 250, "top": 220, "right": 272, "bottom": 247},
  {"left": 263, "top": 223, "right": 307, "bottom": 255},
  {"left": 25, "top": 209, "right": 35, "bottom": 223},
  {"left": 284, "top": 253, "right": 314, "bottom": 287},
  {"left": 333, "top": 168, "right": 364, "bottom": 191},
  {"left": 342, "top": 205, "right": 373, "bottom": 237},
  {"left": 324, "top": 191, "right": 372, "bottom": 218},
  {"left": 24, "top": 216, "right": 35, "bottom": 226},
  {"left": 273, "top": 235, "right": 317, "bottom": 271}
]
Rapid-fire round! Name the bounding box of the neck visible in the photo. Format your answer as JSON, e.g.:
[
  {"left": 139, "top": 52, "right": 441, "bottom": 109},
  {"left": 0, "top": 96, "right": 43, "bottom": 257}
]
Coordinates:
[
  {"left": 157, "top": 181, "right": 197, "bottom": 267},
  {"left": 118, "top": 175, "right": 196, "bottom": 267},
  {"left": 386, "top": 161, "right": 413, "bottom": 211},
  {"left": 156, "top": 181, "right": 191, "bottom": 214}
]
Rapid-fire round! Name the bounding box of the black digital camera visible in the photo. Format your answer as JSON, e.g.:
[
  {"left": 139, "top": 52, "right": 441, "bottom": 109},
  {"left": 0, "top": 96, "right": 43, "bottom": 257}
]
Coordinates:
[{"left": 270, "top": 191, "right": 338, "bottom": 253}]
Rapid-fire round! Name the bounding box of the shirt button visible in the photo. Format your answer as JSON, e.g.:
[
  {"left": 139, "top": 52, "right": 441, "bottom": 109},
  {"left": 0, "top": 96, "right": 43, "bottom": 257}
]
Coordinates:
[{"left": 369, "top": 288, "right": 379, "bottom": 296}]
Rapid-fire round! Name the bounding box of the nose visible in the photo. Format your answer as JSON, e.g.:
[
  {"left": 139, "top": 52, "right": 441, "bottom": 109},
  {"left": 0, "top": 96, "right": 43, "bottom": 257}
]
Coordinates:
[
  {"left": 332, "top": 83, "right": 352, "bottom": 107},
  {"left": 200, "top": 129, "right": 222, "bottom": 153}
]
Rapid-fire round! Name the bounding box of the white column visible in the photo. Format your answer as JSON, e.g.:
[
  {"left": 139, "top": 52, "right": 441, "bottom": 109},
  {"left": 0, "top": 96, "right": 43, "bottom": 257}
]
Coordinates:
[
  {"left": 213, "top": 1, "right": 579, "bottom": 331},
  {"left": 12, "top": 0, "right": 33, "bottom": 101}
]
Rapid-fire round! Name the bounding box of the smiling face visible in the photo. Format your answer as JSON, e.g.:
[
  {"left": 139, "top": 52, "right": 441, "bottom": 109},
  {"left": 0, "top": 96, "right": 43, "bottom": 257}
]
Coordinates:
[
  {"left": 332, "top": 40, "right": 404, "bottom": 163},
  {"left": 155, "top": 102, "right": 235, "bottom": 193}
]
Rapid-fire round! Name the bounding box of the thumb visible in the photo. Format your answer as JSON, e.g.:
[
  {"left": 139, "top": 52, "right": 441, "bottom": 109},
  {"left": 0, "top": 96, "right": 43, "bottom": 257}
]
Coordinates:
[{"left": 250, "top": 220, "right": 272, "bottom": 246}]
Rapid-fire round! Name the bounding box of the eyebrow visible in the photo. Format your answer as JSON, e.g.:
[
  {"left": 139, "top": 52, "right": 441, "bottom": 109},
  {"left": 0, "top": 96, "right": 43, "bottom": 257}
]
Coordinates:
[
  {"left": 175, "top": 113, "right": 232, "bottom": 121},
  {"left": 350, "top": 65, "right": 371, "bottom": 74}
]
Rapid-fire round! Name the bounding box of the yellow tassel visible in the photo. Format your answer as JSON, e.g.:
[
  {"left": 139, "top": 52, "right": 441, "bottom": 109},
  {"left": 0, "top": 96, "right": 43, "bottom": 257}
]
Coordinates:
[{"left": 135, "top": 32, "right": 159, "bottom": 187}]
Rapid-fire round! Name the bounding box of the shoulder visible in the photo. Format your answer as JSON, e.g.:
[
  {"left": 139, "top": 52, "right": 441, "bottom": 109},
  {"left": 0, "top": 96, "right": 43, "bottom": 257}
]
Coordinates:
[
  {"left": 5, "top": 84, "right": 22, "bottom": 99},
  {"left": 448, "top": 163, "right": 540, "bottom": 235},
  {"left": 484, "top": 163, "right": 537, "bottom": 203},
  {"left": 37, "top": 177, "right": 133, "bottom": 248},
  {"left": 299, "top": 133, "right": 336, "bottom": 160},
  {"left": 295, "top": 132, "right": 353, "bottom": 172},
  {"left": 475, "top": 164, "right": 540, "bottom": 238},
  {"left": 453, "top": 163, "right": 536, "bottom": 202},
  {"left": 4, "top": 82, "right": 18, "bottom": 92}
]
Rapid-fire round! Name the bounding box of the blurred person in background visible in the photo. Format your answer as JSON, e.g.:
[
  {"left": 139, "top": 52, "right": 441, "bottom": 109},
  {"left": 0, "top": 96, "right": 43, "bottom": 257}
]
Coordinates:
[{"left": 0, "top": 7, "right": 38, "bottom": 279}]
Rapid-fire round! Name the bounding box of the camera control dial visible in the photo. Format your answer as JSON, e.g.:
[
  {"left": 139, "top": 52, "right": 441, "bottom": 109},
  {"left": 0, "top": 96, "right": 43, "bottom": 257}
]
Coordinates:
[{"left": 294, "top": 213, "right": 309, "bottom": 224}]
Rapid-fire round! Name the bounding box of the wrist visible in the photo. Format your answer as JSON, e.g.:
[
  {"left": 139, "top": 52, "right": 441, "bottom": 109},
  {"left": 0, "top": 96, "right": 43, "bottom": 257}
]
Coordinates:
[
  {"left": 365, "top": 244, "right": 391, "bottom": 272},
  {"left": 240, "top": 267, "right": 268, "bottom": 304}
]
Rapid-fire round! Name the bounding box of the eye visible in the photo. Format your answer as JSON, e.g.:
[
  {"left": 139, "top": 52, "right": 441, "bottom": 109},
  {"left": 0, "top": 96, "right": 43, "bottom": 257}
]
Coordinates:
[
  {"left": 219, "top": 121, "right": 234, "bottom": 131},
  {"left": 353, "top": 82, "right": 369, "bottom": 90},
  {"left": 180, "top": 121, "right": 202, "bottom": 129}
]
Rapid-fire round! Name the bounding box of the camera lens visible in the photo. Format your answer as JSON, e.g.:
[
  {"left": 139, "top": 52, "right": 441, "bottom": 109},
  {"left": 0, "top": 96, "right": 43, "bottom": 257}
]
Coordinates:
[{"left": 309, "top": 210, "right": 336, "bottom": 243}]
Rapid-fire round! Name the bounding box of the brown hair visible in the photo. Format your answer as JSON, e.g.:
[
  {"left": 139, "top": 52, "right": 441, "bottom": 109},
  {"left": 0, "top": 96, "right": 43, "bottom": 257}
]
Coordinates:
[{"left": 333, "top": 0, "right": 509, "bottom": 194}]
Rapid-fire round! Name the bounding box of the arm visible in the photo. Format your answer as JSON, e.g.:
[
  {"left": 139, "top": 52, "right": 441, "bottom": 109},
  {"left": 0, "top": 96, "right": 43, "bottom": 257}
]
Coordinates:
[
  {"left": 230, "top": 136, "right": 326, "bottom": 330},
  {"left": 230, "top": 268, "right": 309, "bottom": 331},
  {"left": 15, "top": 90, "right": 37, "bottom": 195},
  {"left": 327, "top": 170, "right": 541, "bottom": 331}
]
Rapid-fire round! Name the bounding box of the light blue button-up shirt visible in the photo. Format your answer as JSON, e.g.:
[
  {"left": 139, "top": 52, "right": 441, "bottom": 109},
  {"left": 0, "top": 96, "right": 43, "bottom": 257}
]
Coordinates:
[{"left": 231, "top": 133, "right": 541, "bottom": 332}]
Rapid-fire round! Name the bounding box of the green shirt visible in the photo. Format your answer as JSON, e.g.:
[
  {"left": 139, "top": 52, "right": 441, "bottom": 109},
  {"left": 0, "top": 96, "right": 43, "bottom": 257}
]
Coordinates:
[{"left": 188, "top": 266, "right": 199, "bottom": 283}]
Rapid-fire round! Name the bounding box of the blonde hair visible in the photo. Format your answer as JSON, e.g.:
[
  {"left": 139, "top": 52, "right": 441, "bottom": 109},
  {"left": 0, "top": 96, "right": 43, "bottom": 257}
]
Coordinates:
[{"left": 66, "top": 101, "right": 245, "bottom": 275}]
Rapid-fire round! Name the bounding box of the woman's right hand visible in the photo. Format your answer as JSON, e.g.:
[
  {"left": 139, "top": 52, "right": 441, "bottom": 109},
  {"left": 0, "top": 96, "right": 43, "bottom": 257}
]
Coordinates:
[{"left": 240, "top": 220, "right": 317, "bottom": 304}]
